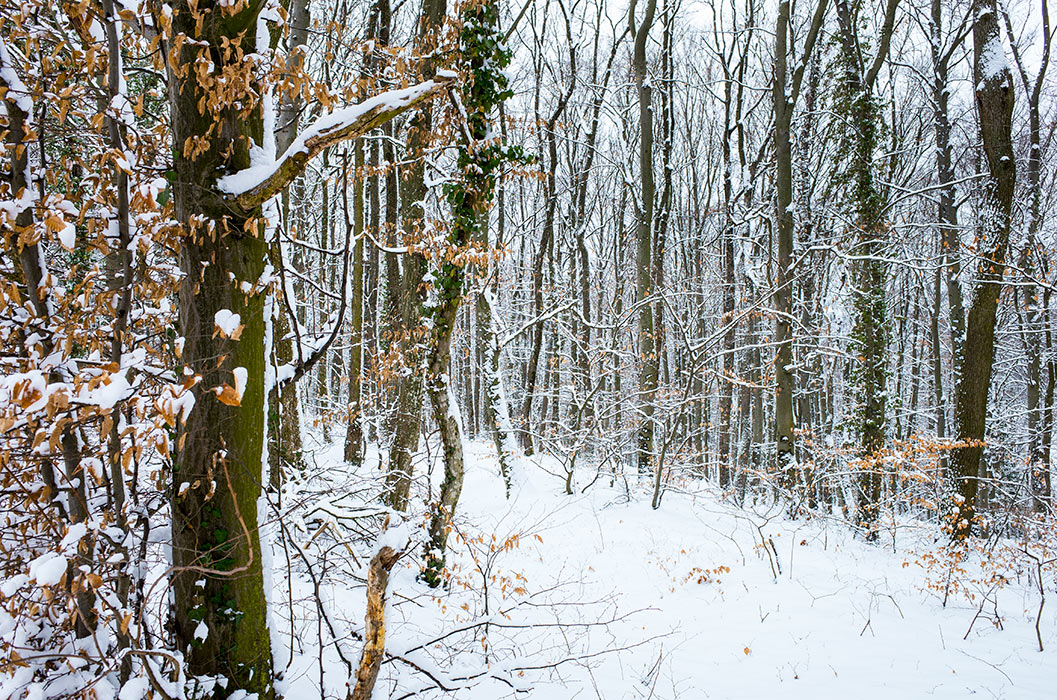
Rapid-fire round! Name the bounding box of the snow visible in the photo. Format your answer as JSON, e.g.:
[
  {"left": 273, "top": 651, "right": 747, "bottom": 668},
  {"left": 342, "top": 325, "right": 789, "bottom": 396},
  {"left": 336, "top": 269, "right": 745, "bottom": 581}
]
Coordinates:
[
  {"left": 159, "top": 380, "right": 196, "bottom": 424},
  {"left": 28, "top": 552, "right": 67, "bottom": 586},
  {"left": 118, "top": 676, "right": 150, "bottom": 700},
  {"left": 979, "top": 33, "right": 1010, "bottom": 82},
  {"left": 232, "top": 366, "right": 248, "bottom": 402},
  {"left": 1, "top": 575, "right": 28, "bottom": 597},
  {"left": 60, "top": 523, "right": 88, "bottom": 552},
  {"left": 274, "top": 363, "right": 295, "bottom": 384},
  {"left": 214, "top": 309, "right": 241, "bottom": 338},
  {"left": 57, "top": 221, "right": 76, "bottom": 250},
  {"left": 272, "top": 440, "right": 1056, "bottom": 699},
  {"left": 78, "top": 370, "right": 132, "bottom": 409},
  {"left": 0, "top": 37, "right": 33, "bottom": 115},
  {"left": 375, "top": 513, "right": 411, "bottom": 555}
]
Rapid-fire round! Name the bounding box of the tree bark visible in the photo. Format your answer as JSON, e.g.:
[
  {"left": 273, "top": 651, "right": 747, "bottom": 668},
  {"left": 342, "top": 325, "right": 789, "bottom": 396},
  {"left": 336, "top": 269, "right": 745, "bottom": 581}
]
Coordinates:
[
  {"left": 950, "top": 0, "right": 1016, "bottom": 538},
  {"left": 631, "top": 0, "right": 659, "bottom": 477},
  {"left": 1003, "top": 1, "right": 1051, "bottom": 509},
  {"left": 168, "top": 1, "right": 276, "bottom": 676},
  {"left": 773, "top": 0, "right": 828, "bottom": 485},
  {"left": 834, "top": 0, "right": 899, "bottom": 539},
  {"left": 345, "top": 144, "right": 366, "bottom": 465},
  {"left": 930, "top": 0, "right": 967, "bottom": 400},
  {"left": 268, "top": 0, "right": 310, "bottom": 488},
  {"left": 349, "top": 545, "right": 401, "bottom": 700},
  {"left": 163, "top": 2, "right": 448, "bottom": 691},
  {"left": 384, "top": 0, "right": 448, "bottom": 511}
]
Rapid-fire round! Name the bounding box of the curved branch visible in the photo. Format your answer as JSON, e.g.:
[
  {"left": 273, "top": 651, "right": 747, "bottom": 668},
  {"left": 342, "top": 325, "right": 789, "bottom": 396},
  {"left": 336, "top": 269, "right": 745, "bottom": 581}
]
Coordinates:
[{"left": 218, "top": 74, "right": 456, "bottom": 210}]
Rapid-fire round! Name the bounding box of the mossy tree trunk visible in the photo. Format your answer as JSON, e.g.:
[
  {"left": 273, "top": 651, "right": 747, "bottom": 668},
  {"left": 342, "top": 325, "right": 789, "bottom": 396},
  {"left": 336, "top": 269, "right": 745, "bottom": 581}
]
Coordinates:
[
  {"left": 834, "top": 0, "right": 899, "bottom": 540},
  {"left": 164, "top": 2, "right": 451, "bottom": 693},
  {"left": 167, "top": 6, "right": 274, "bottom": 692},
  {"left": 422, "top": 0, "right": 519, "bottom": 585}
]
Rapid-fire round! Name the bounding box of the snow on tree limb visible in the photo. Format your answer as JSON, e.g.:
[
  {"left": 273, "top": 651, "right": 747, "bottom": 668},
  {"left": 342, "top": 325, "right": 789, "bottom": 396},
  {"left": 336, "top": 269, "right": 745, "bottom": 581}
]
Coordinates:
[{"left": 218, "top": 74, "right": 456, "bottom": 210}]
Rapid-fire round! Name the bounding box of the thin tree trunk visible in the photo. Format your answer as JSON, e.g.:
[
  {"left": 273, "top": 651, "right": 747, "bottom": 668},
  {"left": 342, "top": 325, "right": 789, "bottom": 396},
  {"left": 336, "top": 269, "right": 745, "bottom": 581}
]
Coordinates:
[
  {"left": 345, "top": 143, "right": 366, "bottom": 465},
  {"left": 773, "top": 0, "right": 828, "bottom": 487},
  {"left": 102, "top": 0, "right": 133, "bottom": 674},
  {"left": 1003, "top": 1, "right": 1050, "bottom": 510},
  {"left": 519, "top": 76, "right": 571, "bottom": 452},
  {"left": 931, "top": 266, "right": 947, "bottom": 444},
  {"left": 1041, "top": 289, "right": 1055, "bottom": 504},
  {"left": 1, "top": 58, "right": 94, "bottom": 639},
  {"left": 385, "top": 0, "right": 447, "bottom": 511},
  {"left": 718, "top": 35, "right": 736, "bottom": 489},
  {"left": 268, "top": 0, "right": 310, "bottom": 485},
  {"left": 632, "top": 0, "right": 659, "bottom": 479}
]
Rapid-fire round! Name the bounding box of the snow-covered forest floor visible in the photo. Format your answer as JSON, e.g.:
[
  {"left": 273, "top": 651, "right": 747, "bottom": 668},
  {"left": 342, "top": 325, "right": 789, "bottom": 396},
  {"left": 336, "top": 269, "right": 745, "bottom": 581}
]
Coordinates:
[{"left": 271, "top": 438, "right": 1056, "bottom": 699}]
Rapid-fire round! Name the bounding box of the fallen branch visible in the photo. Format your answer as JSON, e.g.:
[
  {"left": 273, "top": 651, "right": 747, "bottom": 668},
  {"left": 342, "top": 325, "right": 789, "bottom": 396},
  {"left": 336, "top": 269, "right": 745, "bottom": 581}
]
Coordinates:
[{"left": 350, "top": 538, "right": 403, "bottom": 700}]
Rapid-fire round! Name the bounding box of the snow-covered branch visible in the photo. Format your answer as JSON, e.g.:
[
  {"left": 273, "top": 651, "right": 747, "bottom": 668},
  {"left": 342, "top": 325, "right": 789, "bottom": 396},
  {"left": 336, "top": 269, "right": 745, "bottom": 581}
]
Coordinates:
[{"left": 218, "top": 74, "right": 456, "bottom": 210}]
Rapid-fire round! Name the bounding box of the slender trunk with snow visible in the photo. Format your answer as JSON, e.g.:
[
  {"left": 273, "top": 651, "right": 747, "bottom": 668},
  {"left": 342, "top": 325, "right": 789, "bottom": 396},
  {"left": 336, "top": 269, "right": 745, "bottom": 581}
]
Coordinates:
[
  {"left": 631, "top": 0, "right": 659, "bottom": 477},
  {"left": 345, "top": 143, "right": 366, "bottom": 465},
  {"left": 384, "top": 0, "right": 448, "bottom": 511}
]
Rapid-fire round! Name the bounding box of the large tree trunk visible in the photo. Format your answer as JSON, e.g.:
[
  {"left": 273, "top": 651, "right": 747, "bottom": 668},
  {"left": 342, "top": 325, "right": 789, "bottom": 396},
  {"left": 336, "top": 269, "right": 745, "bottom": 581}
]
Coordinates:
[
  {"left": 950, "top": 0, "right": 1016, "bottom": 538},
  {"left": 165, "top": 5, "right": 276, "bottom": 695},
  {"left": 164, "top": 2, "right": 450, "bottom": 691}
]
